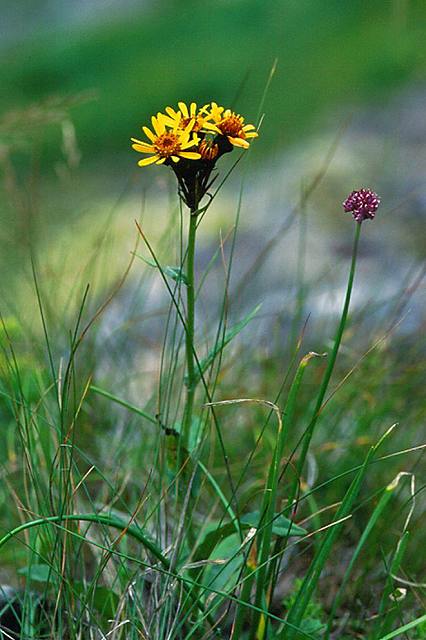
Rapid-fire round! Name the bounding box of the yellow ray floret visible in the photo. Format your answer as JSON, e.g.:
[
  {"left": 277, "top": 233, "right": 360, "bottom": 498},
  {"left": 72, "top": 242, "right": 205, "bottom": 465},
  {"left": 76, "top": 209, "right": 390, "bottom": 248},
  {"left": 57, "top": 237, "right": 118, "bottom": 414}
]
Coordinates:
[
  {"left": 216, "top": 109, "right": 258, "bottom": 149},
  {"left": 161, "top": 101, "right": 221, "bottom": 135},
  {"left": 131, "top": 114, "right": 201, "bottom": 166},
  {"left": 200, "top": 103, "right": 258, "bottom": 148},
  {"left": 200, "top": 102, "right": 224, "bottom": 122}
]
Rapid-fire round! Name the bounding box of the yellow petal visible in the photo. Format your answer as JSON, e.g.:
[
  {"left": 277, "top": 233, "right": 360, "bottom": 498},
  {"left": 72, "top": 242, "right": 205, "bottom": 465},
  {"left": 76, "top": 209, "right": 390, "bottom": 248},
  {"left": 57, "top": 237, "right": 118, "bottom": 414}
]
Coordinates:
[
  {"left": 142, "top": 126, "right": 156, "bottom": 142},
  {"left": 178, "top": 101, "right": 189, "bottom": 118},
  {"left": 132, "top": 143, "right": 155, "bottom": 153},
  {"left": 162, "top": 116, "right": 179, "bottom": 128},
  {"left": 183, "top": 119, "right": 195, "bottom": 135},
  {"left": 178, "top": 129, "right": 190, "bottom": 144},
  {"left": 171, "top": 114, "right": 183, "bottom": 131},
  {"left": 190, "top": 102, "right": 197, "bottom": 117},
  {"left": 165, "top": 106, "right": 178, "bottom": 118},
  {"left": 181, "top": 138, "right": 198, "bottom": 150},
  {"left": 245, "top": 131, "right": 258, "bottom": 139},
  {"left": 138, "top": 155, "right": 160, "bottom": 166},
  {"left": 228, "top": 136, "right": 250, "bottom": 149},
  {"left": 156, "top": 112, "right": 171, "bottom": 130},
  {"left": 180, "top": 151, "right": 201, "bottom": 159},
  {"left": 156, "top": 157, "right": 166, "bottom": 164},
  {"left": 151, "top": 115, "right": 164, "bottom": 136},
  {"left": 243, "top": 124, "right": 256, "bottom": 131},
  {"left": 202, "top": 122, "right": 221, "bottom": 133},
  {"left": 171, "top": 155, "right": 180, "bottom": 163}
]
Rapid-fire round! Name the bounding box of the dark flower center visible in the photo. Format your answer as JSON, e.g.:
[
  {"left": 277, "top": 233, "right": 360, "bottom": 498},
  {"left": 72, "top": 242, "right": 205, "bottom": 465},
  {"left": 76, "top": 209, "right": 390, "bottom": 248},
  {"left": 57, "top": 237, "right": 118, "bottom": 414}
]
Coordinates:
[
  {"left": 155, "top": 133, "right": 181, "bottom": 157},
  {"left": 219, "top": 115, "right": 244, "bottom": 138}
]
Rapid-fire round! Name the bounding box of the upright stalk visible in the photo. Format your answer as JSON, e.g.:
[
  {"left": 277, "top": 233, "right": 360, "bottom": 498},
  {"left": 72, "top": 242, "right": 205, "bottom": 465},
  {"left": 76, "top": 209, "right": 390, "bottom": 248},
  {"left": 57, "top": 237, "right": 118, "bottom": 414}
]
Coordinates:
[
  {"left": 295, "top": 222, "right": 362, "bottom": 485},
  {"left": 182, "top": 209, "right": 198, "bottom": 454}
]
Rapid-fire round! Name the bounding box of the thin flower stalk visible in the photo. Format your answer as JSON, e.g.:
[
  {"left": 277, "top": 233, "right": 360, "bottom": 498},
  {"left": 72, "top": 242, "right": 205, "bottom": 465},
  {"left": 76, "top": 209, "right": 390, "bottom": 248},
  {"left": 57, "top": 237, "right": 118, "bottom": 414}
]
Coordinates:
[
  {"left": 294, "top": 221, "right": 362, "bottom": 494},
  {"left": 291, "top": 189, "right": 380, "bottom": 501},
  {"left": 181, "top": 210, "right": 198, "bottom": 456}
]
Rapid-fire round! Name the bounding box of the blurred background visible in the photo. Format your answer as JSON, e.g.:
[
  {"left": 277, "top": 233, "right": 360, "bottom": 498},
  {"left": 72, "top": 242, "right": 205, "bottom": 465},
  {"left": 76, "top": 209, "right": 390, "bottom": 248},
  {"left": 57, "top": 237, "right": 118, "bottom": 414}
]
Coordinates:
[
  {"left": 1, "top": 0, "right": 425, "bottom": 426},
  {"left": 1, "top": 0, "right": 425, "bottom": 311}
]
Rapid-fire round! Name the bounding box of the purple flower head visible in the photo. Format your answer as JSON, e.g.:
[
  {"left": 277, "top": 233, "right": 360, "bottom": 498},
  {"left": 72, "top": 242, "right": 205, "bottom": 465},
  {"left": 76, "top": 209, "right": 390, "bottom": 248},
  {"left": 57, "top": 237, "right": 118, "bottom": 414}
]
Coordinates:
[{"left": 343, "top": 188, "right": 381, "bottom": 222}]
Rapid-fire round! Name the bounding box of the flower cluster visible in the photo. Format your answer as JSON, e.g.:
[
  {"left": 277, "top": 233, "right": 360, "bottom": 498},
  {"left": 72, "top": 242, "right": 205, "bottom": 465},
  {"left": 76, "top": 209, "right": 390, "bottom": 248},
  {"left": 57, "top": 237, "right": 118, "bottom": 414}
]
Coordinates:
[
  {"left": 343, "top": 188, "right": 381, "bottom": 223},
  {"left": 131, "top": 101, "right": 258, "bottom": 210}
]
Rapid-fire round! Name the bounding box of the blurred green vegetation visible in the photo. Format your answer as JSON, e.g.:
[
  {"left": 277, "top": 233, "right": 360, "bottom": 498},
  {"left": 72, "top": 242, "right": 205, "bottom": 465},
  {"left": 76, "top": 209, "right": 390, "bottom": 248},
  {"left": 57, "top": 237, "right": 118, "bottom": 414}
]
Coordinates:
[{"left": 1, "top": 0, "right": 426, "bottom": 164}]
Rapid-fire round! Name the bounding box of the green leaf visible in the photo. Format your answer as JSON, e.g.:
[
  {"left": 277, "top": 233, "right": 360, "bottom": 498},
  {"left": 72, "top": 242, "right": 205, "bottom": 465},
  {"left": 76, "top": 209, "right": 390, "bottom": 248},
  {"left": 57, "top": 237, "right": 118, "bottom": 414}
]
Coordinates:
[
  {"left": 74, "top": 584, "right": 119, "bottom": 619},
  {"left": 134, "top": 253, "right": 188, "bottom": 285},
  {"left": 241, "top": 511, "right": 307, "bottom": 537},
  {"left": 188, "top": 303, "right": 262, "bottom": 386},
  {"left": 201, "top": 533, "right": 244, "bottom": 596},
  {"left": 171, "top": 416, "right": 202, "bottom": 453},
  {"left": 193, "top": 511, "right": 306, "bottom": 566},
  {"left": 90, "top": 385, "right": 157, "bottom": 425},
  {"left": 377, "top": 613, "right": 426, "bottom": 640},
  {"left": 164, "top": 266, "right": 189, "bottom": 285},
  {"left": 295, "top": 619, "right": 325, "bottom": 639},
  {"left": 18, "top": 563, "right": 51, "bottom": 582}
]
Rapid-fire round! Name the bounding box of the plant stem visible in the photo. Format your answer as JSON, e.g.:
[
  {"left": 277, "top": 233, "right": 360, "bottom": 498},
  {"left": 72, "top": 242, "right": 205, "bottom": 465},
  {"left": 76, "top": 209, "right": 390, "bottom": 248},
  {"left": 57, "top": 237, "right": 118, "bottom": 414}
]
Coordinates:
[
  {"left": 177, "top": 208, "right": 198, "bottom": 559},
  {"left": 182, "top": 209, "right": 198, "bottom": 453},
  {"left": 295, "top": 222, "right": 362, "bottom": 487}
]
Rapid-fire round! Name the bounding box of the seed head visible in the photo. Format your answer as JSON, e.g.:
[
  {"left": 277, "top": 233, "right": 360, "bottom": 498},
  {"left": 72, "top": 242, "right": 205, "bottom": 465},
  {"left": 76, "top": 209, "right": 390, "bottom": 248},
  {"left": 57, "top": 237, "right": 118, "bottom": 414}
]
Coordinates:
[{"left": 343, "top": 188, "right": 381, "bottom": 223}]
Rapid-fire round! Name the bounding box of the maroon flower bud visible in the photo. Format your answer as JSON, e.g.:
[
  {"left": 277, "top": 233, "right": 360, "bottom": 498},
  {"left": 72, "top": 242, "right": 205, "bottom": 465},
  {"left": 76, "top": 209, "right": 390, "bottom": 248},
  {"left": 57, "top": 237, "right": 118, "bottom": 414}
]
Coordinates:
[{"left": 343, "top": 188, "right": 380, "bottom": 222}]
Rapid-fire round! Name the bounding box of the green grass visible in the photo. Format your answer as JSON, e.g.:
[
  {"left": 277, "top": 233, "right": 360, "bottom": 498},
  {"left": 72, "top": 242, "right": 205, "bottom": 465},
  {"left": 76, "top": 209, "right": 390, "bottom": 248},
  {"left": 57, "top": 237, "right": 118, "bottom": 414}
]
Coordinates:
[{"left": 0, "top": 110, "right": 425, "bottom": 637}]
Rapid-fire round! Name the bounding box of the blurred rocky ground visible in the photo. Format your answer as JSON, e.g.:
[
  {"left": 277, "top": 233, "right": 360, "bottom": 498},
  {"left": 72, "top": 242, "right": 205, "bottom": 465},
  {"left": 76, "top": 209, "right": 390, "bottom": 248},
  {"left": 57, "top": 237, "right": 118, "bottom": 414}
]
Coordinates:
[{"left": 87, "top": 82, "right": 425, "bottom": 396}]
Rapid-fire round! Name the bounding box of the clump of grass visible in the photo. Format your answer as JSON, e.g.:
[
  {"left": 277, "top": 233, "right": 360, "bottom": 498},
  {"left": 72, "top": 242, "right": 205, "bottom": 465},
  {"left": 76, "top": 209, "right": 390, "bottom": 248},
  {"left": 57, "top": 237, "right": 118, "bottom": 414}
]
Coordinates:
[{"left": 0, "top": 86, "right": 425, "bottom": 640}]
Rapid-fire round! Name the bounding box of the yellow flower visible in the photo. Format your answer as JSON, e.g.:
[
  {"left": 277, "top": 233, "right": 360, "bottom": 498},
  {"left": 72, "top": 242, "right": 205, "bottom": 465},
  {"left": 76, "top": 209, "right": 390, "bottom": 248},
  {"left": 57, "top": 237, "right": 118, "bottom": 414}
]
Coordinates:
[
  {"left": 198, "top": 137, "right": 219, "bottom": 161},
  {"left": 163, "top": 101, "right": 217, "bottom": 134},
  {"left": 131, "top": 113, "right": 201, "bottom": 166},
  {"left": 165, "top": 101, "right": 197, "bottom": 125},
  {"left": 202, "top": 103, "right": 258, "bottom": 149}
]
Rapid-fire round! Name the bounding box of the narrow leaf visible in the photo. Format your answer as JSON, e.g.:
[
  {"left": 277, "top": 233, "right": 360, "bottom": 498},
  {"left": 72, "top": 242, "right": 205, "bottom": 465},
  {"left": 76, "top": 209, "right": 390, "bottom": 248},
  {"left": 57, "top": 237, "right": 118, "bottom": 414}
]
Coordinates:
[
  {"left": 193, "top": 512, "right": 306, "bottom": 566},
  {"left": 282, "top": 424, "right": 397, "bottom": 639},
  {"left": 241, "top": 511, "right": 306, "bottom": 537},
  {"left": 377, "top": 613, "right": 426, "bottom": 640},
  {"left": 90, "top": 385, "right": 157, "bottom": 424},
  {"left": 189, "top": 304, "right": 262, "bottom": 386},
  {"left": 18, "top": 563, "right": 51, "bottom": 582},
  {"left": 133, "top": 253, "right": 188, "bottom": 284}
]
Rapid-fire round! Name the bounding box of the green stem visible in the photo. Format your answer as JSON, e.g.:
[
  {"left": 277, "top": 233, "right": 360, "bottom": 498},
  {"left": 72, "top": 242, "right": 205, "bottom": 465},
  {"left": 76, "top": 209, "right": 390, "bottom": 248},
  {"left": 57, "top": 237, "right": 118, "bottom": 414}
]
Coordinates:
[
  {"left": 231, "top": 551, "right": 257, "bottom": 640},
  {"left": 295, "top": 222, "right": 362, "bottom": 486},
  {"left": 182, "top": 210, "right": 198, "bottom": 453},
  {"left": 0, "top": 513, "right": 166, "bottom": 562},
  {"left": 177, "top": 209, "right": 198, "bottom": 558}
]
